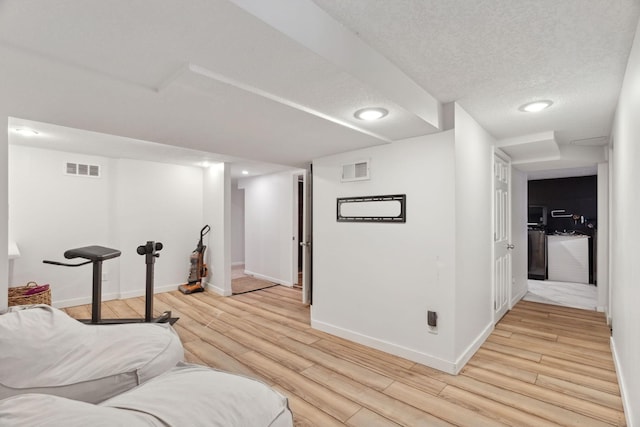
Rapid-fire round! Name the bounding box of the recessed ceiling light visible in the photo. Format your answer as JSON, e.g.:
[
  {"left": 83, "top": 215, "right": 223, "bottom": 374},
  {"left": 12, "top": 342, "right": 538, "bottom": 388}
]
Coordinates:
[
  {"left": 242, "top": 170, "right": 249, "bottom": 175},
  {"left": 13, "top": 128, "right": 39, "bottom": 136},
  {"left": 354, "top": 107, "right": 389, "bottom": 121},
  {"left": 519, "top": 100, "right": 553, "bottom": 113}
]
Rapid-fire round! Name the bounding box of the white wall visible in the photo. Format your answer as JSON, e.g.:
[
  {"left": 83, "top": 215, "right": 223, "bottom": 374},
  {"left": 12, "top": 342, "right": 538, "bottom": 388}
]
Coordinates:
[
  {"left": 239, "top": 170, "right": 302, "bottom": 286},
  {"left": 231, "top": 180, "right": 245, "bottom": 265},
  {"left": 9, "top": 146, "right": 113, "bottom": 305},
  {"left": 312, "top": 131, "right": 459, "bottom": 371},
  {"left": 453, "top": 105, "right": 494, "bottom": 364},
  {"left": 312, "top": 106, "right": 497, "bottom": 373},
  {"left": 8, "top": 145, "right": 204, "bottom": 307},
  {"left": 510, "top": 168, "right": 528, "bottom": 305},
  {"left": 596, "top": 162, "right": 609, "bottom": 313},
  {"left": 114, "top": 158, "right": 204, "bottom": 297},
  {"left": 0, "top": 118, "right": 8, "bottom": 310},
  {"left": 203, "top": 163, "right": 231, "bottom": 296},
  {"left": 609, "top": 17, "right": 640, "bottom": 426}
]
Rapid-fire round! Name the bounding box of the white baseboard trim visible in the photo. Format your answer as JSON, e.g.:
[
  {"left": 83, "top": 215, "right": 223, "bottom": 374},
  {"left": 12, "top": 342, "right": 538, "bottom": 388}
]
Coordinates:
[
  {"left": 119, "top": 283, "right": 178, "bottom": 300},
  {"left": 244, "top": 270, "right": 292, "bottom": 287},
  {"left": 231, "top": 261, "right": 245, "bottom": 267},
  {"left": 52, "top": 284, "right": 181, "bottom": 309},
  {"left": 453, "top": 322, "right": 494, "bottom": 374},
  {"left": 53, "top": 295, "right": 113, "bottom": 309},
  {"left": 205, "top": 281, "right": 231, "bottom": 296},
  {"left": 311, "top": 319, "right": 456, "bottom": 374},
  {"left": 510, "top": 285, "right": 528, "bottom": 308},
  {"left": 611, "top": 337, "right": 634, "bottom": 427}
]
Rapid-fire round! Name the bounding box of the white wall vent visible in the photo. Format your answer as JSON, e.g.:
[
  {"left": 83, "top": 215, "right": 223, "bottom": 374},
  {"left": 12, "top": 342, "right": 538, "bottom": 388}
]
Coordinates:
[
  {"left": 65, "top": 162, "right": 101, "bottom": 178},
  {"left": 341, "top": 160, "right": 370, "bottom": 182}
]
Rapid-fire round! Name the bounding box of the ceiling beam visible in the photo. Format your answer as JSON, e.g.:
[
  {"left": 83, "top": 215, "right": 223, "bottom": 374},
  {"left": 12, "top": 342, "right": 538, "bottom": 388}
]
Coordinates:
[{"left": 229, "top": 0, "right": 442, "bottom": 131}]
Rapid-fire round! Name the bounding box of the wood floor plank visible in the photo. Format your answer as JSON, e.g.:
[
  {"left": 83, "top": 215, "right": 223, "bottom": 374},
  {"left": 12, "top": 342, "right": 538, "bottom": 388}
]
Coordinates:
[
  {"left": 183, "top": 340, "right": 258, "bottom": 380},
  {"left": 63, "top": 289, "right": 626, "bottom": 426},
  {"left": 482, "top": 337, "right": 617, "bottom": 378},
  {"left": 213, "top": 292, "right": 314, "bottom": 334},
  {"left": 481, "top": 339, "right": 542, "bottom": 362},
  {"left": 491, "top": 328, "right": 513, "bottom": 338},
  {"left": 467, "top": 353, "right": 539, "bottom": 383},
  {"left": 232, "top": 292, "right": 310, "bottom": 324},
  {"left": 346, "top": 408, "right": 401, "bottom": 427},
  {"left": 383, "top": 381, "right": 507, "bottom": 427},
  {"left": 536, "top": 374, "right": 624, "bottom": 411},
  {"left": 157, "top": 292, "right": 232, "bottom": 332},
  {"left": 262, "top": 285, "right": 305, "bottom": 301},
  {"left": 557, "top": 334, "right": 613, "bottom": 352},
  {"left": 516, "top": 300, "right": 606, "bottom": 320},
  {"left": 121, "top": 296, "right": 166, "bottom": 318},
  {"left": 539, "top": 355, "right": 620, "bottom": 386},
  {"left": 495, "top": 321, "right": 559, "bottom": 341},
  {"left": 272, "top": 385, "right": 346, "bottom": 427},
  {"left": 310, "top": 334, "right": 415, "bottom": 370},
  {"left": 133, "top": 297, "right": 201, "bottom": 343},
  {"left": 462, "top": 366, "right": 626, "bottom": 425},
  {"left": 311, "top": 338, "right": 447, "bottom": 396},
  {"left": 476, "top": 348, "right": 620, "bottom": 393},
  {"left": 226, "top": 329, "right": 314, "bottom": 372},
  {"left": 516, "top": 316, "right": 612, "bottom": 338},
  {"left": 302, "top": 365, "right": 454, "bottom": 427},
  {"left": 183, "top": 347, "right": 205, "bottom": 365},
  {"left": 239, "top": 351, "right": 361, "bottom": 423},
  {"left": 100, "top": 303, "right": 118, "bottom": 319},
  {"left": 63, "top": 304, "right": 91, "bottom": 319},
  {"left": 487, "top": 333, "right": 615, "bottom": 370},
  {"left": 438, "top": 385, "right": 561, "bottom": 427},
  {"left": 451, "top": 373, "right": 612, "bottom": 427},
  {"left": 277, "top": 336, "right": 395, "bottom": 391},
  {"left": 103, "top": 299, "right": 139, "bottom": 318},
  {"left": 255, "top": 295, "right": 310, "bottom": 317}
]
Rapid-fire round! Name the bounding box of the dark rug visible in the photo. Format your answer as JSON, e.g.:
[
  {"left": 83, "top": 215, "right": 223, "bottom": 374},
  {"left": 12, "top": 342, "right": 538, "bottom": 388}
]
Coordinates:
[{"left": 232, "top": 276, "right": 278, "bottom": 295}]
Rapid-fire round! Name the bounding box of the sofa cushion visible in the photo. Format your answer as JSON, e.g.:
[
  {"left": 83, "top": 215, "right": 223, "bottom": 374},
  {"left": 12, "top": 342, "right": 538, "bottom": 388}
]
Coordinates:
[{"left": 0, "top": 304, "right": 183, "bottom": 403}]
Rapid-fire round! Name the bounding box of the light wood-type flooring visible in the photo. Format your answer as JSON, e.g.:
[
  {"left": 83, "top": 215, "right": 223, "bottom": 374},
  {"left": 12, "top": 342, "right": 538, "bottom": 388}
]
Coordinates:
[{"left": 64, "top": 287, "right": 626, "bottom": 426}]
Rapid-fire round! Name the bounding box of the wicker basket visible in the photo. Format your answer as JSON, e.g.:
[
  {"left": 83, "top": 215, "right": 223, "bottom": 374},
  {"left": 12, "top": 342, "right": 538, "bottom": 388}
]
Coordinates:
[{"left": 8, "top": 282, "right": 51, "bottom": 306}]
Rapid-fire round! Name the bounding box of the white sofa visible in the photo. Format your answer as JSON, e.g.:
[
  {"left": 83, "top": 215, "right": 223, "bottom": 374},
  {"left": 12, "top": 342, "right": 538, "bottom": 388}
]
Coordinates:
[
  {"left": 0, "top": 304, "right": 293, "bottom": 426},
  {"left": 0, "top": 304, "right": 183, "bottom": 403}
]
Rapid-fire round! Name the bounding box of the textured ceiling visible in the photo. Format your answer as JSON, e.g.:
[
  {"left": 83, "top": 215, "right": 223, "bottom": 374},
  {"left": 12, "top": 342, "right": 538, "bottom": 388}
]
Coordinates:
[
  {"left": 312, "top": 0, "right": 640, "bottom": 145},
  {"left": 0, "top": 0, "right": 638, "bottom": 176}
]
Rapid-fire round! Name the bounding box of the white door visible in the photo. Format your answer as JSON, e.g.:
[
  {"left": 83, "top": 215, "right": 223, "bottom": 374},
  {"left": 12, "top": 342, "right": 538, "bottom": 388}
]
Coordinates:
[
  {"left": 494, "top": 152, "right": 512, "bottom": 321},
  {"left": 300, "top": 164, "right": 313, "bottom": 305}
]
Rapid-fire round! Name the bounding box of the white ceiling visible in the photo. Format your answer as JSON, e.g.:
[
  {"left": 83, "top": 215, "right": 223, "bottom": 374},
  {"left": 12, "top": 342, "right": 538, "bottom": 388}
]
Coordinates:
[
  {"left": 1, "top": 0, "right": 638, "bottom": 178},
  {"left": 7, "top": 118, "right": 291, "bottom": 179}
]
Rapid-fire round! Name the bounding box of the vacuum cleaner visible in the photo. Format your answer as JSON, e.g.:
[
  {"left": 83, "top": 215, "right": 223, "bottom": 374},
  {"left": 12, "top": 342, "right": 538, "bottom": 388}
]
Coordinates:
[{"left": 178, "top": 225, "right": 210, "bottom": 294}]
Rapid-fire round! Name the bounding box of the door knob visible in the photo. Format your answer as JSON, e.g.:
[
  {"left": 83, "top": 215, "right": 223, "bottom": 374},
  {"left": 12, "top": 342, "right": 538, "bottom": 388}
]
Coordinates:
[{"left": 506, "top": 244, "right": 515, "bottom": 250}]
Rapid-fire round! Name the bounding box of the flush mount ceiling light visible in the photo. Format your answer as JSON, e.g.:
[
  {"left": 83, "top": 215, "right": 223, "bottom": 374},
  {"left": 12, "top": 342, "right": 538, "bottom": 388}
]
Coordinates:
[
  {"left": 354, "top": 107, "right": 389, "bottom": 121},
  {"left": 13, "top": 128, "right": 39, "bottom": 136},
  {"left": 241, "top": 170, "right": 249, "bottom": 175},
  {"left": 519, "top": 100, "right": 553, "bottom": 113}
]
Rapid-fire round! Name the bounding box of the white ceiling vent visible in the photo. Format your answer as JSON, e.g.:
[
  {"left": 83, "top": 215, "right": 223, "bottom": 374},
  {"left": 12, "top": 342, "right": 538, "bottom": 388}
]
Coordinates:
[
  {"left": 341, "top": 160, "right": 370, "bottom": 182},
  {"left": 65, "top": 162, "right": 101, "bottom": 178}
]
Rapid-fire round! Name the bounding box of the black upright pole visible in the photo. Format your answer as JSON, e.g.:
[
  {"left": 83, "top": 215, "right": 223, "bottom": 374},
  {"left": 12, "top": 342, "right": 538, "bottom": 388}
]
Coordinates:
[
  {"left": 137, "top": 241, "right": 162, "bottom": 323},
  {"left": 145, "top": 248, "right": 154, "bottom": 322},
  {"left": 92, "top": 260, "right": 102, "bottom": 323}
]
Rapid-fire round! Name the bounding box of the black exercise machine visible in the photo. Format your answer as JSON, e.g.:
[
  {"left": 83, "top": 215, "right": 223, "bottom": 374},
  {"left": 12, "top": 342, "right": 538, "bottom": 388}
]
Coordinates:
[{"left": 43, "top": 241, "right": 178, "bottom": 325}]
